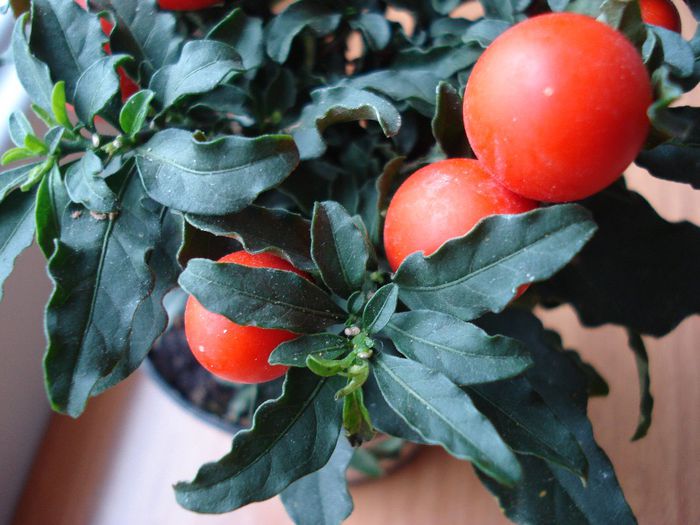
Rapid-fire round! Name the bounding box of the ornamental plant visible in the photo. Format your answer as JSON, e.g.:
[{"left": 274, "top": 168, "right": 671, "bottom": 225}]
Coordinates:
[{"left": 0, "top": 0, "right": 698, "bottom": 523}]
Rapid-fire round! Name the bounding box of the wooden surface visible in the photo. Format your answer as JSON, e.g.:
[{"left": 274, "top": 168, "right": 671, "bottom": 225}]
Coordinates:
[{"left": 11, "top": 9, "right": 700, "bottom": 525}]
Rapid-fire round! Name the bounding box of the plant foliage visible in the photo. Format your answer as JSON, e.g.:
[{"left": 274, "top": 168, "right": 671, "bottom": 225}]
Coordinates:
[{"left": 0, "top": 0, "right": 698, "bottom": 523}]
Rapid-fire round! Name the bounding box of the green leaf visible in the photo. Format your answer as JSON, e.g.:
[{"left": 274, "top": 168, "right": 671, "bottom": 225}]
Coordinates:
[
  {"left": 185, "top": 206, "right": 314, "bottom": 273},
  {"left": 208, "top": 7, "right": 264, "bottom": 70},
  {"left": 281, "top": 435, "right": 354, "bottom": 525},
  {"left": 270, "top": 333, "right": 349, "bottom": 367},
  {"left": 135, "top": 129, "right": 299, "bottom": 215},
  {"left": 178, "top": 258, "right": 346, "bottom": 333},
  {"left": 30, "top": 0, "right": 106, "bottom": 100},
  {"left": 119, "top": 89, "right": 154, "bottom": 136},
  {"left": 311, "top": 200, "right": 370, "bottom": 297},
  {"left": 265, "top": 0, "right": 342, "bottom": 63},
  {"left": 0, "top": 163, "right": 41, "bottom": 202},
  {"left": 89, "top": 0, "right": 182, "bottom": 82},
  {"left": 362, "top": 284, "right": 398, "bottom": 335},
  {"left": 149, "top": 40, "right": 243, "bottom": 110},
  {"left": 467, "top": 379, "right": 587, "bottom": 476},
  {"left": 23, "top": 133, "right": 47, "bottom": 155},
  {"left": 20, "top": 159, "right": 54, "bottom": 191},
  {"left": 342, "top": 388, "right": 374, "bottom": 444},
  {"left": 74, "top": 55, "right": 130, "bottom": 126},
  {"left": 50, "top": 81, "right": 72, "bottom": 129},
  {"left": 0, "top": 187, "right": 37, "bottom": 303},
  {"left": 383, "top": 310, "right": 532, "bottom": 385},
  {"left": 43, "top": 171, "right": 158, "bottom": 416},
  {"left": 349, "top": 13, "right": 391, "bottom": 50},
  {"left": 94, "top": 209, "right": 183, "bottom": 394},
  {"left": 294, "top": 87, "right": 401, "bottom": 160},
  {"left": 8, "top": 112, "right": 34, "bottom": 149},
  {"left": 175, "top": 369, "right": 344, "bottom": 513},
  {"left": 372, "top": 352, "right": 521, "bottom": 486},
  {"left": 627, "top": 331, "right": 653, "bottom": 441},
  {"left": 1, "top": 147, "right": 37, "bottom": 166},
  {"left": 34, "top": 163, "right": 67, "bottom": 259},
  {"left": 477, "top": 310, "right": 636, "bottom": 524},
  {"left": 431, "top": 82, "right": 470, "bottom": 157},
  {"left": 12, "top": 14, "right": 54, "bottom": 111},
  {"left": 535, "top": 185, "right": 700, "bottom": 336},
  {"left": 64, "top": 152, "right": 118, "bottom": 213},
  {"left": 394, "top": 205, "right": 597, "bottom": 322}
]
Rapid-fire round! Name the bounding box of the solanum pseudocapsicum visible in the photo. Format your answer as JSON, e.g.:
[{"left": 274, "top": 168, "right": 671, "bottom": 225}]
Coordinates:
[
  {"left": 463, "top": 13, "right": 652, "bottom": 203},
  {"left": 383, "top": 158, "right": 537, "bottom": 271},
  {"left": 74, "top": 0, "right": 138, "bottom": 102},
  {"left": 184, "top": 251, "right": 308, "bottom": 384},
  {"left": 640, "top": 0, "right": 682, "bottom": 32}
]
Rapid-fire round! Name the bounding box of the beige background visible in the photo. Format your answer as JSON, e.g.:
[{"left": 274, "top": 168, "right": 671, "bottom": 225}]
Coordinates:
[{"left": 7, "top": 3, "right": 700, "bottom": 525}]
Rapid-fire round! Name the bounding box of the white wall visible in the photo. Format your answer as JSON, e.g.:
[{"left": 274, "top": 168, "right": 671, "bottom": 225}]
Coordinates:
[
  {"left": 0, "top": 246, "right": 51, "bottom": 525},
  {"left": 0, "top": 14, "right": 53, "bottom": 523}
]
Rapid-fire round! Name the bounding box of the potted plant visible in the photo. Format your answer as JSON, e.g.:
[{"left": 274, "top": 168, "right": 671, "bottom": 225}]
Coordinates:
[{"left": 1, "top": 0, "right": 698, "bottom": 522}]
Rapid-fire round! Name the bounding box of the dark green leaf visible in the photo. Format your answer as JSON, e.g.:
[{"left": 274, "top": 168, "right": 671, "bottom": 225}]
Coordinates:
[
  {"left": 208, "top": 7, "right": 264, "bottom": 70},
  {"left": 431, "top": 81, "right": 470, "bottom": 157},
  {"left": 477, "top": 310, "right": 636, "bottom": 524},
  {"left": 186, "top": 206, "right": 314, "bottom": 272},
  {"left": 627, "top": 331, "right": 653, "bottom": 441},
  {"left": 535, "top": 185, "right": 700, "bottom": 336},
  {"left": 0, "top": 163, "right": 41, "bottom": 202},
  {"left": 94, "top": 209, "right": 183, "bottom": 393},
  {"left": 12, "top": 14, "right": 54, "bottom": 110},
  {"left": 349, "top": 13, "right": 391, "bottom": 50},
  {"left": 30, "top": 0, "right": 106, "bottom": 100},
  {"left": 281, "top": 435, "right": 354, "bottom": 525},
  {"left": 135, "top": 129, "right": 299, "bottom": 215},
  {"left": 119, "top": 89, "right": 154, "bottom": 136},
  {"left": 650, "top": 26, "right": 695, "bottom": 77},
  {"left": 362, "top": 284, "right": 398, "bottom": 334},
  {"left": 467, "top": 379, "right": 587, "bottom": 476},
  {"left": 637, "top": 143, "right": 700, "bottom": 188},
  {"left": 266, "top": 0, "right": 342, "bottom": 63},
  {"left": 270, "top": 333, "right": 349, "bottom": 367},
  {"left": 0, "top": 187, "right": 37, "bottom": 302},
  {"left": 373, "top": 352, "right": 521, "bottom": 485},
  {"left": 44, "top": 172, "right": 157, "bottom": 416},
  {"left": 8, "top": 111, "right": 34, "bottom": 149},
  {"left": 363, "top": 370, "right": 427, "bottom": 443},
  {"left": 90, "top": 0, "right": 182, "bottom": 82},
  {"left": 175, "top": 369, "right": 344, "bottom": 513},
  {"left": 294, "top": 87, "right": 401, "bottom": 160},
  {"left": 178, "top": 258, "right": 346, "bottom": 333},
  {"left": 383, "top": 310, "right": 532, "bottom": 385},
  {"left": 150, "top": 40, "right": 242, "bottom": 110},
  {"left": 394, "top": 205, "right": 597, "bottom": 322},
  {"left": 462, "top": 19, "right": 511, "bottom": 47},
  {"left": 311, "top": 200, "right": 370, "bottom": 297},
  {"left": 598, "top": 0, "right": 646, "bottom": 48},
  {"left": 64, "top": 152, "right": 117, "bottom": 213}
]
